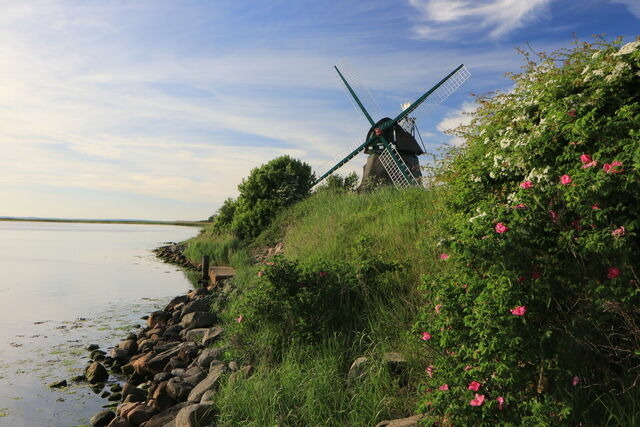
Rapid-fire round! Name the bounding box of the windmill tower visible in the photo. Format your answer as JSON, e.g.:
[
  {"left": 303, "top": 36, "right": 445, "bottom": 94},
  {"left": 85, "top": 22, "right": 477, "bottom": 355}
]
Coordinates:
[{"left": 314, "top": 64, "right": 470, "bottom": 189}]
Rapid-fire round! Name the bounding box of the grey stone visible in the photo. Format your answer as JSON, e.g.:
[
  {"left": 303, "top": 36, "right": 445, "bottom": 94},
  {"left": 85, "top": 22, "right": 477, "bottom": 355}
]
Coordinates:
[
  {"left": 202, "top": 326, "right": 223, "bottom": 346},
  {"left": 200, "top": 390, "right": 215, "bottom": 403},
  {"left": 175, "top": 403, "right": 215, "bottom": 427},
  {"left": 184, "top": 328, "right": 208, "bottom": 342},
  {"left": 118, "top": 339, "right": 138, "bottom": 355},
  {"left": 105, "top": 416, "right": 133, "bottom": 427},
  {"left": 194, "top": 347, "right": 225, "bottom": 369},
  {"left": 143, "top": 402, "right": 190, "bottom": 427},
  {"left": 180, "top": 311, "right": 216, "bottom": 330},
  {"left": 86, "top": 362, "right": 109, "bottom": 383},
  {"left": 48, "top": 379, "right": 67, "bottom": 388},
  {"left": 180, "top": 298, "right": 211, "bottom": 316},
  {"left": 187, "top": 363, "right": 226, "bottom": 403},
  {"left": 126, "top": 404, "right": 156, "bottom": 425},
  {"left": 90, "top": 409, "right": 115, "bottom": 427},
  {"left": 166, "top": 377, "right": 193, "bottom": 402},
  {"left": 347, "top": 357, "right": 369, "bottom": 383}
]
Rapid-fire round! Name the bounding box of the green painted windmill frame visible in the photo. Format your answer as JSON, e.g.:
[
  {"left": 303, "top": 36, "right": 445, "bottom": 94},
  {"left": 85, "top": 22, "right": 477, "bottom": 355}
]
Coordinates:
[{"left": 314, "top": 63, "right": 470, "bottom": 187}]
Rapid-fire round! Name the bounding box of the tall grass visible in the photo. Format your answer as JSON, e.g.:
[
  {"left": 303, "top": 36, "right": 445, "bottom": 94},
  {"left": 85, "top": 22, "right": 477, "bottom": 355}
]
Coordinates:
[{"left": 183, "top": 231, "right": 242, "bottom": 267}]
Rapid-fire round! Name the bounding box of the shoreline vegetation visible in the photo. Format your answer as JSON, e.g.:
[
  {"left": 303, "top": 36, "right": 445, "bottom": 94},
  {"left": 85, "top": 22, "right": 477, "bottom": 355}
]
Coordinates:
[
  {"left": 0, "top": 218, "right": 207, "bottom": 227},
  {"left": 65, "top": 37, "right": 639, "bottom": 426}
]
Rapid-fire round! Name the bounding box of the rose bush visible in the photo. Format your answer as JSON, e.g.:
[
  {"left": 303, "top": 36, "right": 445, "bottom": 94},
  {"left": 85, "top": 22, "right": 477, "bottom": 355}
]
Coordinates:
[{"left": 415, "top": 37, "right": 640, "bottom": 424}]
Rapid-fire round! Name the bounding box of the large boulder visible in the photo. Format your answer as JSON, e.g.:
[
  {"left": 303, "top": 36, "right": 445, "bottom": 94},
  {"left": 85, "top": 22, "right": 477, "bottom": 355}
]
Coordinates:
[
  {"left": 126, "top": 404, "right": 156, "bottom": 426},
  {"left": 202, "top": 326, "right": 223, "bottom": 346},
  {"left": 184, "top": 328, "right": 208, "bottom": 342},
  {"left": 180, "top": 311, "right": 216, "bottom": 330},
  {"left": 347, "top": 357, "right": 369, "bottom": 383},
  {"left": 86, "top": 362, "right": 109, "bottom": 383},
  {"left": 118, "top": 339, "right": 138, "bottom": 356},
  {"left": 144, "top": 402, "right": 191, "bottom": 427},
  {"left": 166, "top": 377, "right": 193, "bottom": 402},
  {"left": 106, "top": 416, "right": 133, "bottom": 427},
  {"left": 180, "top": 298, "right": 211, "bottom": 316},
  {"left": 90, "top": 409, "right": 115, "bottom": 427},
  {"left": 147, "top": 311, "right": 171, "bottom": 329},
  {"left": 187, "top": 363, "right": 227, "bottom": 403},
  {"left": 175, "top": 403, "right": 215, "bottom": 427},
  {"left": 146, "top": 345, "right": 182, "bottom": 374},
  {"left": 194, "top": 347, "right": 225, "bottom": 369}
]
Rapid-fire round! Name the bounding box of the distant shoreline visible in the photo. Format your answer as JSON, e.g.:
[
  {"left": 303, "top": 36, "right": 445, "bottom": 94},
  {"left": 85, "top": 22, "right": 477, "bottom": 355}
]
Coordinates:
[{"left": 0, "top": 217, "right": 207, "bottom": 227}]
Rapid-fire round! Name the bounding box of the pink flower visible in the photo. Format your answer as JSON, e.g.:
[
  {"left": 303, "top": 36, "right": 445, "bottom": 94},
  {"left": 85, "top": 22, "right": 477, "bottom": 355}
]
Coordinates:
[
  {"left": 568, "top": 109, "right": 577, "bottom": 117},
  {"left": 257, "top": 271, "right": 264, "bottom": 277},
  {"left": 467, "top": 381, "right": 481, "bottom": 392},
  {"left": 549, "top": 210, "right": 558, "bottom": 223},
  {"left": 612, "top": 226, "right": 626, "bottom": 238},
  {"left": 592, "top": 203, "right": 600, "bottom": 210},
  {"left": 496, "top": 396, "right": 505, "bottom": 410},
  {"left": 582, "top": 161, "right": 597, "bottom": 169},
  {"left": 572, "top": 376, "right": 580, "bottom": 386},
  {"left": 520, "top": 181, "right": 533, "bottom": 189},
  {"left": 607, "top": 267, "right": 621, "bottom": 279},
  {"left": 439, "top": 253, "right": 450, "bottom": 260},
  {"left": 560, "top": 174, "right": 572, "bottom": 185},
  {"left": 319, "top": 271, "right": 328, "bottom": 277},
  {"left": 464, "top": 365, "right": 472, "bottom": 371},
  {"left": 495, "top": 222, "right": 509, "bottom": 234},
  {"left": 236, "top": 315, "right": 243, "bottom": 323},
  {"left": 510, "top": 306, "right": 527, "bottom": 316},
  {"left": 435, "top": 304, "right": 442, "bottom": 314},
  {"left": 426, "top": 365, "right": 435, "bottom": 378},
  {"left": 439, "top": 384, "right": 449, "bottom": 391},
  {"left": 514, "top": 203, "right": 527, "bottom": 209},
  {"left": 517, "top": 276, "right": 526, "bottom": 283},
  {"left": 603, "top": 161, "right": 623, "bottom": 174},
  {"left": 580, "top": 154, "right": 592, "bottom": 163},
  {"left": 264, "top": 261, "right": 275, "bottom": 266},
  {"left": 531, "top": 270, "right": 541, "bottom": 280},
  {"left": 421, "top": 332, "right": 432, "bottom": 341},
  {"left": 470, "top": 394, "right": 485, "bottom": 407}
]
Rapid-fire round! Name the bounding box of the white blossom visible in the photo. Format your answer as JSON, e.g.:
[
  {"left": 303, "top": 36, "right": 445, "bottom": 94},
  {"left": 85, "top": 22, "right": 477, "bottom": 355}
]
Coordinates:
[{"left": 614, "top": 41, "right": 640, "bottom": 57}]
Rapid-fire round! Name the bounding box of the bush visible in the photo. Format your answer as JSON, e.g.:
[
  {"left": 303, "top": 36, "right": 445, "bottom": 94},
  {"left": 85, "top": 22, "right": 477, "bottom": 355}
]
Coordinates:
[
  {"left": 415, "top": 37, "right": 640, "bottom": 424},
  {"left": 231, "top": 156, "right": 314, "bottom": 240},
  {"left": 209, "top": 198, "right": 238, "bottom": 232}
]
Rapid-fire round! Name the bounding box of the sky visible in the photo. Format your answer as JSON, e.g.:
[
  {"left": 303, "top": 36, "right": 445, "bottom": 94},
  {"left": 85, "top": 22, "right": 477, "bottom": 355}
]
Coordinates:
[{"left": 1, "top": 0, "right": 638, "bottom": 221}]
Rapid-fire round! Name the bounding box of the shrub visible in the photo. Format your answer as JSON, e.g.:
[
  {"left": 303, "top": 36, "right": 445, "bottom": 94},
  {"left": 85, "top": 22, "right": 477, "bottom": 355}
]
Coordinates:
[
  {"left": 209, "top": 197, "right": 238, "bottom": 232},
  {"left": 415, "top": 37, "right": 640, "bottom": 424},
  {"left": 231, "top": 156, "right": 314, "bottom": 240}
]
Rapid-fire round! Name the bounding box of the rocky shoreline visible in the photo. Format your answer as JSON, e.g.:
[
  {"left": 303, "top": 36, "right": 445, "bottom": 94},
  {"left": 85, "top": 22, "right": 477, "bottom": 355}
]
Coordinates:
[{"left": 73, "top": 246, "right": 245, "bottom": 427}]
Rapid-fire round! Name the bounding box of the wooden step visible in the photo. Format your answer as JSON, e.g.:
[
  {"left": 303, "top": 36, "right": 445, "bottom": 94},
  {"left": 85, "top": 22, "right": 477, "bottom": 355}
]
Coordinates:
[{"left": 208, "top": 266, "right": 236, "bottom": 284}]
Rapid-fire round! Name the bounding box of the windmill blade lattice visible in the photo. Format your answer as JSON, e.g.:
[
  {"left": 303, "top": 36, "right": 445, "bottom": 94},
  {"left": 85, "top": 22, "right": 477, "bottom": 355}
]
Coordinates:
[{"left": 378, "top": 144, "right": 417, "bottom": 188}]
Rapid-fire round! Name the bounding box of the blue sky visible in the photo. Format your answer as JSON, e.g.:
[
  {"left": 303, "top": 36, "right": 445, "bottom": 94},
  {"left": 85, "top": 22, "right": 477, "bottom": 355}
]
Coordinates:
[{"left": 1, "top": 0, "right": 638, "bottom": 220}]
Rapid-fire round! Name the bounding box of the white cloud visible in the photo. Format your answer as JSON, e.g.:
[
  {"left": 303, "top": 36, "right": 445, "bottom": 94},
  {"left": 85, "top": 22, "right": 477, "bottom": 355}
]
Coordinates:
[
  {"left": 436, "top": 101, "right": 477, "bottom": 146},
  {"left": 611, "top": 0, "right": 640, "bottom": 18},
  {"left": 408, "top": 0, "right": 552, "bottom": 40}
]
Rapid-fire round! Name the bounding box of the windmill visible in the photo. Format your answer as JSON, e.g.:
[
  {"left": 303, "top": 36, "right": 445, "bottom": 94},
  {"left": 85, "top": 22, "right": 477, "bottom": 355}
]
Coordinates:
[{"left": 314, "top": 64, "right": 470, "bottom": 189}]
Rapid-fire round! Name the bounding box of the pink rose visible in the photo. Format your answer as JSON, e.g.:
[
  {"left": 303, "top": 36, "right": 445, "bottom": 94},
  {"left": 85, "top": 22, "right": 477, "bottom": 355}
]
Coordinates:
[
  {"left": 435, "top": 304, "right": 442, "bottom": 314},
  {"left": 572, "top": 376, "right": 580, "bottom": 386},
  {"left": 549, "top": 210, "right": 558, "bottom": 223},
  {"left": 495, "top": 222, "right": 509, "bottom": 234},
  {"left": 510, "top": 305, "right": 527, "bottom": 316},
  {"left": 514, "top": 203, "right": 527, "bottom": 209},
  {"left": 439, "top": 384, "right": 449, "bottom": 391},
  {"left": 439, "top": 253, "right": 450, "bottom": 260},
  {"left": 591, "top": 204, "right": 600, "bottom": 210},
  {"left": 520, "top": 181, "right": 533, "bottom": 189},
  {"left": 612, "top": 226, "right": 626, "bottom": 238},
  {"left": 496, "top": 396, "right": 505, "bottom": 410},
  {"left": 603, "top": 161, "right": 623, "bottom": 174},
  {"left": 257, "top": 271, "right": 264, "bottom": 277},
  {"left": 580, "top": 154, "right": 592, "bottom": 163},
  {"left": 607, "top": 267, "right": 621, "bottom": 279},
  {"left": 467, "top": 381, "right": 481, "bottom": 391},
  {"left": 464, "top": 365, "right": 472, "bottom": 371},
  {"left": 470, "top": 394, "right": 485, "bottom": 407},
  {"left": 236, "top": 315, "right": 243, "bottom": 323},
  {"left": 560, "top": 174, "right": 572, "bottom": 185},
  {"left": 582, "top": 161, "right": 597, "bottom": 169},
  {"left": 421, "top": 332, "right": 432, "bottom": 341},
  {"left": 568, "top": 109, "right": 577, "bottom": 117}
]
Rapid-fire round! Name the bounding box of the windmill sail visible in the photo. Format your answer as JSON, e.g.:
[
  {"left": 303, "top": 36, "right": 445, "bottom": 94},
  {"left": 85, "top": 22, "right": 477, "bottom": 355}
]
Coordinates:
[{"left": 378, "top": 144, "right": 418, "bottom": 188}]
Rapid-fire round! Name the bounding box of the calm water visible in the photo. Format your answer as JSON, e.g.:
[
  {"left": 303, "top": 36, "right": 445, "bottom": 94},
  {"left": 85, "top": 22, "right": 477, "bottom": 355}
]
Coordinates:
[{"left": 0, "top": 221, "right": 199, "bottom": 426}]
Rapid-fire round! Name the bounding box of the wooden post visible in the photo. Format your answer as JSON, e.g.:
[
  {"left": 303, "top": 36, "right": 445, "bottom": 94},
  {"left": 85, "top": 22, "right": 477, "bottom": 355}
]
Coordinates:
[{"left": 201, "top": 255, "right": 210, "bottom": 283}]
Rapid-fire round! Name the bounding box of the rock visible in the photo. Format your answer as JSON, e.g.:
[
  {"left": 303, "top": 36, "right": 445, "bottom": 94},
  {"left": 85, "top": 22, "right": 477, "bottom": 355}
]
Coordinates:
[
  {"left": 86, "top": 362, "right": 109, "bottom": 383},
  {"left": 90, "top": 409, "right": 116, "bottom": 427},
  {"left": 178, "top": 342, "right": 200, "bottom": 362},
  {"left": 194, "top": 347, "right": 225, "bottom": 369},
  {"left": 150, "top": 381, "right": 176, "bottom": 412},
  {"left": 202, "top": 326, "right": 223, "bottom": 346},
  {"left": 48, "top": 379, "right": 67, "bottom": 388},
  {"left": 126, "top": 404, "right": 156, "bottom": 426},
  {"left": 91, "top": 349, "right": 107, "bottom": 361},
  {"left": 146, "top": 345, "right": 182, "bottom": 374},
  {"left": 154, "top": 372, "right": 173, "bottom": 383},
  {"left": 122, "top": 382, "right": 148, "bottom": 402},
  {"left": 184, "top": 328, "right": 208, "bottom": 342},
  {"left": 187, "top": 363, "right": 226, "bottom": 403},
  {"left": 87, "top": 344, "right": 100, "bottom": 351},
  {"left": 180, "top": 298, "right": 211, "bottom": 316},
  {"left": 180, "top": 311, "right": 216, "bottom": 330},
  {"left": 148, "top": 311, "right": 171, "bottom": 329},
  {"left": 117, "top": 402, "right": 141, "bottom": 418},
  {"left": 110, "top": 348, "right": 130, "bottom": 362},
  {"left": 106, "top": 416, "right": 133, "bottom": 427},
  {"left": 175, "top": 403, "right": 215, "bottom": 427},
  {"left": 107, "top": 392, "right": 122, "bottom": 402},
  {"left": 130, "top": 352, "right": 155, "bottom": 376},
  {"left": 166, "top": 377, "right": 193, "bottom": 402},
  {"left": 118, "top": 339, "right": 138, "bottom": 356},
  {"left": 101, "top": 391, "right": 111, "bottom": 399},
  {"left": 111, "top": 384, "right": 123, "bottom": 392},
  {"left": 228, "top": 361, "right": 238, "bottom": 372},
  {"left": 375, "top": 414, "right": 425, "bottom": 427},
  {"left": 200, "top": 390, "right": 215, "bottom": 403},
  {"left": 71, "top": 374, "right": 86, "bottom": 383},
  {"left": 383, "top": 352, "right": 407, "bottom": 375},
  {"left": 347, "top": 357, "right": 369, "bottom": 383},
  {"left": 143, "top": 402, "right": 191, "bottom": 427},
  {"left": 165, "top": 295, "right": 189, "bottom": 312},
  {"left": 187, "top": 288, "right": 210, "bottom": 300},
  {"left": 183, "top": 369, "right": 207, "bottom": 387}
]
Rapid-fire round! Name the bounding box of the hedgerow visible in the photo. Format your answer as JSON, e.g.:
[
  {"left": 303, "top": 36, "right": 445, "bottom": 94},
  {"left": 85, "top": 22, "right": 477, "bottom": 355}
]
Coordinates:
[{"left": 415, "top": 37, "right": 640, "bottom": 424}]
